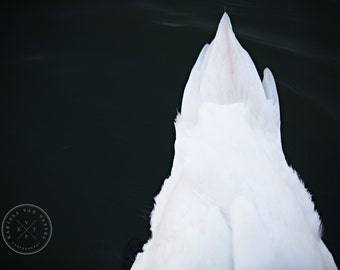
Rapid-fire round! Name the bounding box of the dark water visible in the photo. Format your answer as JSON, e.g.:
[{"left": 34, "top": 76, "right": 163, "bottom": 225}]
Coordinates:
[{"left": 1, "top": 0, "right": 339, "bottom": 269}]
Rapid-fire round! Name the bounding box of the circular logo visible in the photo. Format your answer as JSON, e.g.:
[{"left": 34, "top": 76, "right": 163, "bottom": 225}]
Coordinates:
[{"left": 1, "top": 204, "right": 52, "bottom": 255}]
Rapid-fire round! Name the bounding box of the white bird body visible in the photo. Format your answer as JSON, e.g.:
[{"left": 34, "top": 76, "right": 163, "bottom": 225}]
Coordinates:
[{"left": 131, "top": 13, "right": 337, "bottom": 270}]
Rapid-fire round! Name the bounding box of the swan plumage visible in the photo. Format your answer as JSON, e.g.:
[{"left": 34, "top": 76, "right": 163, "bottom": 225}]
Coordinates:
[{"left": 131, "top": 13, "right": 337, "bottom": 270}]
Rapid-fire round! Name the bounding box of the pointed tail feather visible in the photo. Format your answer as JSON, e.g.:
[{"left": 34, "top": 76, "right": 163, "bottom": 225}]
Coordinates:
[{"left": 180, "top": 13, "right": 268, "bottom": 123}]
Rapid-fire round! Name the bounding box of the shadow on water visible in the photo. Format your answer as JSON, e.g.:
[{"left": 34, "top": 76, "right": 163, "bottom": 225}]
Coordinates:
[{"left": 121, "top": 238, "right": 143, "bottom": 270}]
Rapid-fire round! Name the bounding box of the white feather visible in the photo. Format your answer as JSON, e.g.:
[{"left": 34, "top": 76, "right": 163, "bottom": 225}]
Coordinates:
[{"left": 131, "top": 13, "right": 337, "bottom": 270}]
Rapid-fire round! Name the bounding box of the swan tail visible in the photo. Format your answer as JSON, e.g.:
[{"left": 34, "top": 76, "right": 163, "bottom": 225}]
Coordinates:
[{"left": 179, "top": 13, "right": 280, "bottom": 130}]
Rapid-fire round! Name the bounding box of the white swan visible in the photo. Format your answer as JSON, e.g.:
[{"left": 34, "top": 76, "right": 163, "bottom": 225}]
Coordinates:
[{"left": 131, "top": 13, "right": 337, "bottom": 270}]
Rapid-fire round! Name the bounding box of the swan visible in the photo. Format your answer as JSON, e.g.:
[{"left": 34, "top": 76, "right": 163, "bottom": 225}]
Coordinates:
[{"left": 130, "top": 13, "right": 337, "bottom": 270}]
